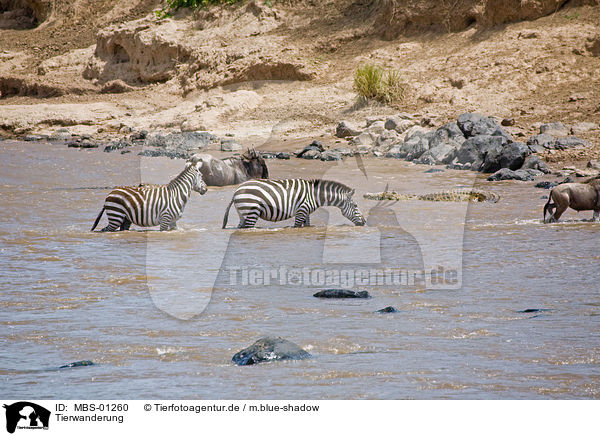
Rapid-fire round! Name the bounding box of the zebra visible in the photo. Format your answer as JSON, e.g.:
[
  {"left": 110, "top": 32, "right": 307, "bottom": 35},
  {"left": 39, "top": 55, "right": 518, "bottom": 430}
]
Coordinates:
[
  {"left": 91, "top": 156, "right": 207, "bottom": 232},
  {"left": 222, "top": 178, "right": 366, "bottom": 229}
]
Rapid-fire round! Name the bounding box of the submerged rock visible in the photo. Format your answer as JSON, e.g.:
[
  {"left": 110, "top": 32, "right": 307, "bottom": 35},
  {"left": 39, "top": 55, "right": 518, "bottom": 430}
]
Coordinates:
[
  {"left": 517, "top": 309, "right": 552, "bottom": 313},
  {"left": 68, "top": 140, "right": 99, "bottom": 149},
  {"left": 232, "top": 337, "right": 311, "bottom": 366},
  {"left": 313, "top": 289, "right": 371, "bottom": 299},
  {"left": 375, "top": 306, "right": 399, "bottom": 313},
  {"left": 24, "top": 134, "right": 47, "bottom": 141},
  {"left": 59, "top": 360, "right": 95, "bottom": 368}
]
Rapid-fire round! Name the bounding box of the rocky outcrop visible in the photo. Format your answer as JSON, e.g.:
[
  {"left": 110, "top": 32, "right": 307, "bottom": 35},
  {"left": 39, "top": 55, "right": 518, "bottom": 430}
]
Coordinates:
[
  {"left": 364, "top": 188, "right": 500, "bottom": 203},
  {"left": 232, "top": 337, "right": 311, "bottom": 366},
  {"left": 335, "top": 111, "right": 598, "bottom": 181}
]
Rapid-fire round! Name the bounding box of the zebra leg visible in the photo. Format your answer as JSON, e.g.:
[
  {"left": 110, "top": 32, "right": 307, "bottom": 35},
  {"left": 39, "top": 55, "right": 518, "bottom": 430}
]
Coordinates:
[
  {"left": 119, "top": 218, "right": 132, "bottom": 231},
  {"left": 239, "top": 212, "right": 259, "bottom": 228},
  {"left": 101, "top": 217, "right": 123, "bottom": 232},
  {"left": 294, "top": 207, "right": 311, "bottom": 227},
  {"left": 159, "top": 221, "right": 178, "bottom": 231}
]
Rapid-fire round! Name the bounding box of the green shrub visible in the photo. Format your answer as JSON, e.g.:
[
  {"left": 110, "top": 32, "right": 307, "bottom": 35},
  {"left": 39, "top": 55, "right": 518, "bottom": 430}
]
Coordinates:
[
  {"left": 156, "top": 0, "right": 242, "bottom": 17},
  {"left": 166, "top": 0, "right": 241, "bottom": 9},
  {"left": 353, "top": 64, "right": 407, "bottom": 105}
]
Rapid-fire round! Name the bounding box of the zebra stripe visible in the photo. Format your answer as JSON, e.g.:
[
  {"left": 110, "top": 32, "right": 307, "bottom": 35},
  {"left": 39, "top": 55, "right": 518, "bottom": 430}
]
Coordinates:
[
  {"left": 222, "top": 179, "right": 366, "bottom": 228},
  {"left": 91, "top": 157, "right": 207, "bottom": 232}
]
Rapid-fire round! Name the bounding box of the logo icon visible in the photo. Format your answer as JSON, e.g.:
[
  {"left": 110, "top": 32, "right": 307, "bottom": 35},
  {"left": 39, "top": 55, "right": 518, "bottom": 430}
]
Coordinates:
[{"left": 3, "top": 402, "right": 50, "bottom": 434}]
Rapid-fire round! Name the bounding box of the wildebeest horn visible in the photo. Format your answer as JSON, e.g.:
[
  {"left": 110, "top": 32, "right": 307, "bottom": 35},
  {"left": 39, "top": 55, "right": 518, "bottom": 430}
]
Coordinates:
[{"left": 187, "top": 154, "right": 203, "bottom": 167}]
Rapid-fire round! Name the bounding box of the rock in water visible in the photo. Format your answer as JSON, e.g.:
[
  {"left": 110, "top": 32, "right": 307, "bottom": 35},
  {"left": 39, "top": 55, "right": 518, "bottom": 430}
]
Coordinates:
[
  {"left": 296, "top": 140, "right": 324, "bottom": 159},
  {"left": 320, "top": 150, "right": 343, "bottom": 161},
  {"left": 517, "top": 309, "right": 552, "bottom": 313},
  {"left": 232, "top": 337, "right": 311, "bottom": 366},
  {"left": 534, "top": 181, "right": 558, "bottom": 189},
  {"left": 313, "top": 289, "right": 371, "bottom": 298},
  {"left": 375, "top": 306, "right": 399, "bottom": 313},
  {"left": 59, "top": 360, "right": 95, "bottom": 368}
]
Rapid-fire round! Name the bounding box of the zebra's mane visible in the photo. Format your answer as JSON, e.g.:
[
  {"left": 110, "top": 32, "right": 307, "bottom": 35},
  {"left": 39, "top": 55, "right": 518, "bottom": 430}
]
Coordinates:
[
  {"left": 310, "top": 179, "right": 354, "bottom": 194},
  {"left": 137, "top": 183, "right": 162, "bottom": 190}
]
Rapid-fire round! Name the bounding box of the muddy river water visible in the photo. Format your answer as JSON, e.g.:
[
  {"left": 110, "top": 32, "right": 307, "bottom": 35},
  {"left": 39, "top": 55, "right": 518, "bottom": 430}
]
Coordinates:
[{"left": 1, "top": 140, "right": 599, "bottom": 399}]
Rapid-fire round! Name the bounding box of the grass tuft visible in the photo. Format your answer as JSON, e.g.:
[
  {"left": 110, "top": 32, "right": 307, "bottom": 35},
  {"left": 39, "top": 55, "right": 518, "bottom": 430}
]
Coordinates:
[{"left": 353, "top": 64, "right": 407, "bottom": 106}]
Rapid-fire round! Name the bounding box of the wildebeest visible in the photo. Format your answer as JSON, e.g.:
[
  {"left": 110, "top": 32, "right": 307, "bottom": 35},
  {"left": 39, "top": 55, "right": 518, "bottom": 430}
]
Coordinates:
[
  {"left": 193, "top": 148, "right": 268, "bottom": 186},
  {"left": 543, "top": 177, "right": 600, "bottom": 223}
]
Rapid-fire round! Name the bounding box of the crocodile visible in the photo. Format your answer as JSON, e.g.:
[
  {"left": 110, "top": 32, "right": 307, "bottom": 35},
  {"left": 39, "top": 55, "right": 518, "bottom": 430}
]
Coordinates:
[{"left": 363, "top": 188, "right": 500, "bottom": 203}]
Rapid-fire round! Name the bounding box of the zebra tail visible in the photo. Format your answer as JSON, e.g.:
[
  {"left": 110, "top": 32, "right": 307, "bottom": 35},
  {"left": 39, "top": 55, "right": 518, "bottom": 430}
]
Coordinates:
[
  {"left": 91, "top": 207, "right": 105, "bottom": 231},
  {"left": 222, "top": 198, "right": 234, "bottom": 229}
]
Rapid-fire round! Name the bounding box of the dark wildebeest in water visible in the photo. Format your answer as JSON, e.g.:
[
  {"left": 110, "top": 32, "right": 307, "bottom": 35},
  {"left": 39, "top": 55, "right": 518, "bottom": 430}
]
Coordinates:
[
  {"left": 194, "top": 149, "right": 269, "bottom": 186},
  {"left": 543, "top": 177, "right": 600, "bottom": 223}
]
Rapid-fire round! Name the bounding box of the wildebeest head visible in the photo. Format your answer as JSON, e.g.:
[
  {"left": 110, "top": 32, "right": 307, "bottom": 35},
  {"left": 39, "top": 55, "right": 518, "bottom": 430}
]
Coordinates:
[{"left": 242, "top": 148, "right": 269, "bottom": 179}]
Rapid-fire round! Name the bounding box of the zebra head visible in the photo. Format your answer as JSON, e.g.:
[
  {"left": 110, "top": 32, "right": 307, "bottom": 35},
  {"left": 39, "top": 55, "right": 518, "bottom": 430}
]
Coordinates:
[
  {"left": 340, "top": 190, "right": 366, "bottom": 226},
  {"left": 186, "top": 157, "right": 208, "bottom": 195}
]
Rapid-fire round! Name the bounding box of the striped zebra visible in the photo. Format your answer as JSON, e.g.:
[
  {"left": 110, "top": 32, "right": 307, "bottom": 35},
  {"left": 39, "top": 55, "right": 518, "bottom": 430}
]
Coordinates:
[
  {"left": 91, "top": 156, "right": 207, "bottom": 232},
  {"left": 222, "top": 179, "right": 366, "bottom": 229}
]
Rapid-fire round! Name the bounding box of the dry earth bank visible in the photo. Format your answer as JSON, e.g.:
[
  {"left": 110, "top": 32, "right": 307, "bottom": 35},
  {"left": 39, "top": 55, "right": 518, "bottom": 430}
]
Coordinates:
[{"left": 1, "top": 0, "right": 599, "bottom": 168}]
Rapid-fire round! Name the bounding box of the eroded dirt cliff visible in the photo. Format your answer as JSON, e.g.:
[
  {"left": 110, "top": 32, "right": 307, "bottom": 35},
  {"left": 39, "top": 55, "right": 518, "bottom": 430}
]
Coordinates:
[{"left": 1, "top": 0, "right": 599, "bottom": 164}]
